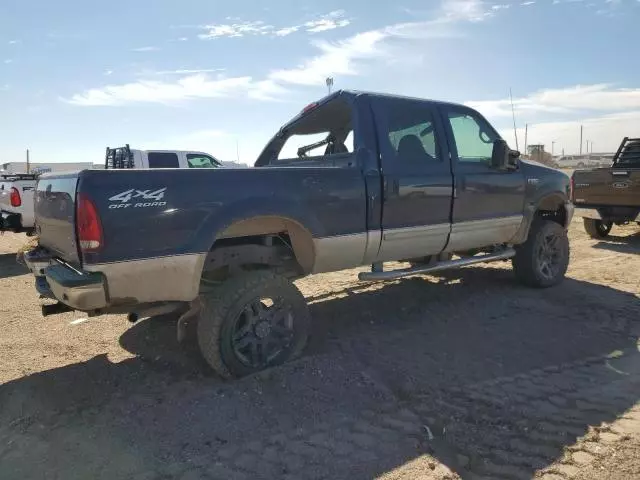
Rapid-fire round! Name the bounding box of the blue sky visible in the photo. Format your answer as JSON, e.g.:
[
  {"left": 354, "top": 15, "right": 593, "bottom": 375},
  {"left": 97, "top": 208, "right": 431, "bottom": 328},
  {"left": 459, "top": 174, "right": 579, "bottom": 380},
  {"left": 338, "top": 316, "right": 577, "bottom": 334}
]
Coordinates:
[{"left": 2, "top": 0, "right": 640, "bottom": 165}]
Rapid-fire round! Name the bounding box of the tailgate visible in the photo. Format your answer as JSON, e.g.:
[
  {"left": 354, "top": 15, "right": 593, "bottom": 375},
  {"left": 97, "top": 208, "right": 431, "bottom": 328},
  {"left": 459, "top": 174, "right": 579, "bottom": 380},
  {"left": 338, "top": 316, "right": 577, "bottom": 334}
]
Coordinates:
[
  {"left": 573, "top": 168, "right": 640, "bottom": 207},
  {"left": 0, "top": 182, "right": 13, "bottom": 210},
  {"left": 35, "top": 174, "right": 81, "bottom": 264}
]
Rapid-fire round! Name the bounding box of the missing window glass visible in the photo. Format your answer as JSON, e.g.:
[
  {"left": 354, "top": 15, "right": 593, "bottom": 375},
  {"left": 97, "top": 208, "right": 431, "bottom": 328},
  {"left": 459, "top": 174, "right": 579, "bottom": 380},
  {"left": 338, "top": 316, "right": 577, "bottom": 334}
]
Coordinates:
[{"left": 277, "top": 99, "right": 354, "bottom": 161}]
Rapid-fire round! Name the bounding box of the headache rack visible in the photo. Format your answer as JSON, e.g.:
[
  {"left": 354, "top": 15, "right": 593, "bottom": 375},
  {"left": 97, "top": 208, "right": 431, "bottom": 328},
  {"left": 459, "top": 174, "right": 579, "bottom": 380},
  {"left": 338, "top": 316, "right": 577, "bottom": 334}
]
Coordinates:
[
  {"left": 0, "top": 173, "right": 38, "bottom": 181},
  {"left": 613, "top": 137, "right": 640, "bottom": 167},
  {"left": 105, "top": 144, "right": 135, "bottom": 169}
]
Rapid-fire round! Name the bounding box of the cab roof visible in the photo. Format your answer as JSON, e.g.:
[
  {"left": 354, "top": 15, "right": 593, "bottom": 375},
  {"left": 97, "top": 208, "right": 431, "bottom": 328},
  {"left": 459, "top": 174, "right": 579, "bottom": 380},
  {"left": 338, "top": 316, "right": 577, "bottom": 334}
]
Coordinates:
[{"left": 281, "top": 89, "right": 466, "bottom": 131}]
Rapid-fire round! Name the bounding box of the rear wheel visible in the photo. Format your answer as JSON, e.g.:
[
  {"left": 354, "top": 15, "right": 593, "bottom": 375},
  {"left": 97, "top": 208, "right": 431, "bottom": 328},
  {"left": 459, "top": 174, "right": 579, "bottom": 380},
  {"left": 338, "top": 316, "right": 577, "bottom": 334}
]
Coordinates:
[
  {"left": 197, "top": 271, "right": 311, "bottom": 378},
  {"left": 513, "top": 219, "right": 570, "bottom": 288},
  {"left": 583, "top": 218, "right": 612, "bottom": 238}
]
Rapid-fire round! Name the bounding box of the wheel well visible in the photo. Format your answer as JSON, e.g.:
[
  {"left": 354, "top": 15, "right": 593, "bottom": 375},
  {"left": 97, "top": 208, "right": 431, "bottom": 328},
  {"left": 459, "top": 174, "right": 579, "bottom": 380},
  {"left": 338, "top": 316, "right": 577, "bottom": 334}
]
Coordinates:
[
  {"left": 536, "top": 196, "right": 567, "bottom": 226},
  {"left": 202, "top": 216, "right": 315, "bottom": 282}
]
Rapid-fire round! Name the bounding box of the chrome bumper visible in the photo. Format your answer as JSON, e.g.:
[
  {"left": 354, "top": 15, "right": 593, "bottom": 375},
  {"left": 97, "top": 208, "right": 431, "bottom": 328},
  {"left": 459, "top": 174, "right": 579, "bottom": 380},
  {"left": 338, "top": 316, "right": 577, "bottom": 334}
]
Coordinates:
[{"left": 24, "top": 249, "right": 108, "bottom": 312}]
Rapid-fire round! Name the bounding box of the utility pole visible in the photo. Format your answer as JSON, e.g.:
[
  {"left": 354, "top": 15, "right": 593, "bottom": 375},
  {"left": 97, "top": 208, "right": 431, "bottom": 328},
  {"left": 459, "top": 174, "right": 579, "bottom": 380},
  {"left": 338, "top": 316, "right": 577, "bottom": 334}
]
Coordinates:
[
  {"left": 26, "top": 149, "right": 30, "bottom": 173},
  {"left": 579, "top": 125, "right": 583, "bottom": 155},
  {"left": 524, "top": 124, "right": 528, "bottom": 156},
  {"left": 509, "top": 88, "right": 519, "bottom": 151},
  {"left": 552, "top": 141, "right": 556, "bottom": 156},
  {"left": 326, "top": 77, "right": 334, "bottom": 95},
  {"left": 235, "top": 139, "right": 240, "bottom": 163}
]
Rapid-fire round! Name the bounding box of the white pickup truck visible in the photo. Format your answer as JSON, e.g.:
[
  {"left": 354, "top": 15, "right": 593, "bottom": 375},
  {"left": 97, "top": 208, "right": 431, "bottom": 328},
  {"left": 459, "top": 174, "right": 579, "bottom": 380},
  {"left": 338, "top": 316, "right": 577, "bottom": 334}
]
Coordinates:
[
  {"left": 0, "top": 146, "right": 227, "bottom": 235},
  {"left": 105, "top": 145, "right": 224, "bottom": 169},
  {"left": 0, "top": 173, "right": 37, "bottom": 234}
]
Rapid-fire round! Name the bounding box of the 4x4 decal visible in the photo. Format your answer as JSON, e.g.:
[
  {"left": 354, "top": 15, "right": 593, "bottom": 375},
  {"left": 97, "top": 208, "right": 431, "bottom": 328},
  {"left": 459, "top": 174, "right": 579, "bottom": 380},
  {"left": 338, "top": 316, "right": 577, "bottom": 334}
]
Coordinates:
[{"left": 108, "top": 188, "right": 167, "bottom": 209}]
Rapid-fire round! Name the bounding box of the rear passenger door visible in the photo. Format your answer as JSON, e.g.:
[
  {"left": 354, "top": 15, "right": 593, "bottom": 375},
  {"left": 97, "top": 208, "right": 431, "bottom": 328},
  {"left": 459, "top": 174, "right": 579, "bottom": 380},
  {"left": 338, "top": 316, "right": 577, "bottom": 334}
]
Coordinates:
[
  {"left": 373, "top": 97, "right": 453, "bottom": 262},
  {"left": 441, "top": 106, "right": 525, "bottom": 252},
  {"left": 147, "top": 151, "right": 180, "bottom": 169}
]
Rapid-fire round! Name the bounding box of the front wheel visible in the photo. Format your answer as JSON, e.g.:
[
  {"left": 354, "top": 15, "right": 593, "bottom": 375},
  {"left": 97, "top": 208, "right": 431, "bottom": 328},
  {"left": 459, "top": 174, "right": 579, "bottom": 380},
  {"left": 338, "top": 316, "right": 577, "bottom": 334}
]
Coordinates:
[
  {"left": 512, "top": 219, "right": 570, "bottom": 288},
  {"left": 583, "top": 218, "right": 612, "bottom": 238},
  {"left": 197, "top": 271, "right": 311, "bottom": 378}
]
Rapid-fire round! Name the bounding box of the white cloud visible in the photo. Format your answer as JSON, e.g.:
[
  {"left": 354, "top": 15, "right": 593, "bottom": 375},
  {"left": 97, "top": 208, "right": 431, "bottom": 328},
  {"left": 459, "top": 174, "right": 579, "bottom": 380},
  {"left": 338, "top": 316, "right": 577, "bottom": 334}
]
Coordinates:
[
  {"left": 104, "top": 70, "right": 113, "bottom": 76},
  {"left": 521, "top": 1, "right": 536, "bottom": 5},
  {"left": 4, "top": 59, "right": 13, "bottom": 64},
  {"left": 467, "top": 84, "right": 640, "bottom": 118},
  {"left": 65, "top": 0, "right": 502, "bottom": 106},
  {"left": 491, "top": 4, "right": 511, "bottom": 10},
  {"left": 274, "top": 26, "right": 300, "bottom": 37},
  {"left": 199, "top": 10, "right": 350, "bottom": 39},
  {"left": 153, "top": 68, "right": 225, "bottom": 75},
  {"left": 8, "top": 40, "right": 19, "bottom": 45},
  {"left": 268, "top": 0, "right": 495, "bottom": 87},
  {"left": 64, "top": 73, "right": 284, "bottom": 106},
  {"left": 199, "top": 21, "right": 272, "bottom": 39},
  {"left": 304, "top": 10, "right": 351, "bottom": 33},
  {"left": 269, "top": 31, "right": 387, "bottom": 86},
  {"left": 440, "top": 0, "right": 496, "bottom": 22},
  {"left": 132, "top": 46, "right": 159, "bottom": 52}
]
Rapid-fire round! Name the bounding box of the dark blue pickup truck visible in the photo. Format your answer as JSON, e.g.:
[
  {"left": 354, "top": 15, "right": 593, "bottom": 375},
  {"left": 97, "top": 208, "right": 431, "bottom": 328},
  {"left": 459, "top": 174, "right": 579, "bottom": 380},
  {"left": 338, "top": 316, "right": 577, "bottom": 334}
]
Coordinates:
[{"left": 24, "top": 90, "right": 573, "bottom": 378}]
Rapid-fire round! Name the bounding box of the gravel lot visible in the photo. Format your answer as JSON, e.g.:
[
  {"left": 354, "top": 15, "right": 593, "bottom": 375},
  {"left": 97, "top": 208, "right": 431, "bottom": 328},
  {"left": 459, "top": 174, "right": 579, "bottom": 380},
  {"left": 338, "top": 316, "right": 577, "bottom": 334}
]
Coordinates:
[{"left": 1, "top": 218, "right": 639, "bottom": 480}]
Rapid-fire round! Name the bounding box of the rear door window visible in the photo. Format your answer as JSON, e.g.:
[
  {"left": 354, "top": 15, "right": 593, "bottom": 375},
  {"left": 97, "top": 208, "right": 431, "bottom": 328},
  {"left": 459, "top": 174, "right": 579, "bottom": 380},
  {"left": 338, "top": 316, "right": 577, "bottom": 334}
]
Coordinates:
[{"left": 148, "top": 152, "right": 180, "bottom": 168}]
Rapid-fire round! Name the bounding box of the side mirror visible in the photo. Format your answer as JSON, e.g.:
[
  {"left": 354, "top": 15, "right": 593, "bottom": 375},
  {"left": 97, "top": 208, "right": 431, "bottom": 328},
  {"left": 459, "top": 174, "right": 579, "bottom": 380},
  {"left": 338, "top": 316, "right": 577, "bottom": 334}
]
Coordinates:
[{"left": 491, "top": 140, "right": 520, "bottom": 169}]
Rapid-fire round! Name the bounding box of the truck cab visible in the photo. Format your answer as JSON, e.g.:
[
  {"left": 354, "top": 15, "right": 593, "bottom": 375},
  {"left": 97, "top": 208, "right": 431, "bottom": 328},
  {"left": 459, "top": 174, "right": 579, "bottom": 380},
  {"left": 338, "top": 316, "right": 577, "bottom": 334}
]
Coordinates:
[{"left": 105, "top": 145, "right": 224, "bottom": 169}]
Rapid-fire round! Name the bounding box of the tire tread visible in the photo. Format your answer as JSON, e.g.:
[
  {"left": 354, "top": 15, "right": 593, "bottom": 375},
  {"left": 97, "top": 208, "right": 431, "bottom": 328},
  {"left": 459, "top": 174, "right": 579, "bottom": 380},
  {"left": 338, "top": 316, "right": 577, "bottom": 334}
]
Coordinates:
[
  {"left": 513, "top": 219, "right": 570, "bottom": 288},
  {"left": 197, "top": 270, "right": 309, "bottom": 378}
]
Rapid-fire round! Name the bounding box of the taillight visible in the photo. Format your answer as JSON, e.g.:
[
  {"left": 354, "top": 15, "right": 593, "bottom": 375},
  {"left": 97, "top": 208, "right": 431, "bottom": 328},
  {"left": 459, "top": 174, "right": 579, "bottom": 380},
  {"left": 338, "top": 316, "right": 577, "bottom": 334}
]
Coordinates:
[
  {"left": 10, "top": 187, "right": 21, "bottom": 207},
  {"left": 569, "top": 176, "right": 574, "bottom": 201},
  {"left": 76, "top": 193, "right": 103, "bottom": 252}
]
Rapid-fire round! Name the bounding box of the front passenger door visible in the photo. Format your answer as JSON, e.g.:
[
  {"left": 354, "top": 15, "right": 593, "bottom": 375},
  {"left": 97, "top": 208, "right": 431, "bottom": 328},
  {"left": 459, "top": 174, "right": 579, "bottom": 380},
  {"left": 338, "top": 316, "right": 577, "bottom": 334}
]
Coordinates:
[{"left": 442, "top": 106, "right": 525, "bottom": 252}]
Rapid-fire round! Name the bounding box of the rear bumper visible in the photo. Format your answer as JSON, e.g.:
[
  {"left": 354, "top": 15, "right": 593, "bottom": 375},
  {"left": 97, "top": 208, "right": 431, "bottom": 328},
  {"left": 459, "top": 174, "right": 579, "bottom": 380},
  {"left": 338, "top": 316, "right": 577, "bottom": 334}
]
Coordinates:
[
  {"left": 24, "top": 249, "right": 108, "bottom": 311},
  {"left": 0, "top": 210, "right": 29, "bottom": 232},
  {"left": 44, "top": 264, "right": 108, "bottom": 311},
  {"left": 575, "top": 207, "right": 640, "bottom": 222}
]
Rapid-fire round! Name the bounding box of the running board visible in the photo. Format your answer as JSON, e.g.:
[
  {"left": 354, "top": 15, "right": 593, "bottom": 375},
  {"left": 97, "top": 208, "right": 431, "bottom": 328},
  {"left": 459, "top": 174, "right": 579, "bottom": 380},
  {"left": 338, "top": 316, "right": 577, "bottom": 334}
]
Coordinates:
[{"left": 358, "top": 248, "right": 516, "bottom": 282}]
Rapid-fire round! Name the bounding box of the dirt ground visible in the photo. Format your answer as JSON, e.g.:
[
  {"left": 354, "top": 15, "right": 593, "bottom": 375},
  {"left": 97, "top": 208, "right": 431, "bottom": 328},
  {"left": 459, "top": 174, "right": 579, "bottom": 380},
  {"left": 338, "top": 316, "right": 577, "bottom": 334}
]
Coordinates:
[{"left": 1, "top": 217, "right": 639, "bottom": 480}]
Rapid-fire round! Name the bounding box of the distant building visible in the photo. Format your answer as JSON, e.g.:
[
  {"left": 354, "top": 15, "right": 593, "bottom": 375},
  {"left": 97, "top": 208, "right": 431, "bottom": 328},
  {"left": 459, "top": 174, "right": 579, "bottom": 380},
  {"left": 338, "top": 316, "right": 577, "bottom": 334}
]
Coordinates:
[{"left": 0, "top": 162, "right": 102, "bottom": 174}]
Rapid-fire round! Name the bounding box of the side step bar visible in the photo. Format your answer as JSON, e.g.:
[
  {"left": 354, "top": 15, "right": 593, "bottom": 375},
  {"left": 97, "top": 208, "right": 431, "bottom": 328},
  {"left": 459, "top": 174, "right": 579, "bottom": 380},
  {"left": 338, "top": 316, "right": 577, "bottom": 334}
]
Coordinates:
[{"left": 358, "top": 248, "right": 516, "bottom": 282}]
